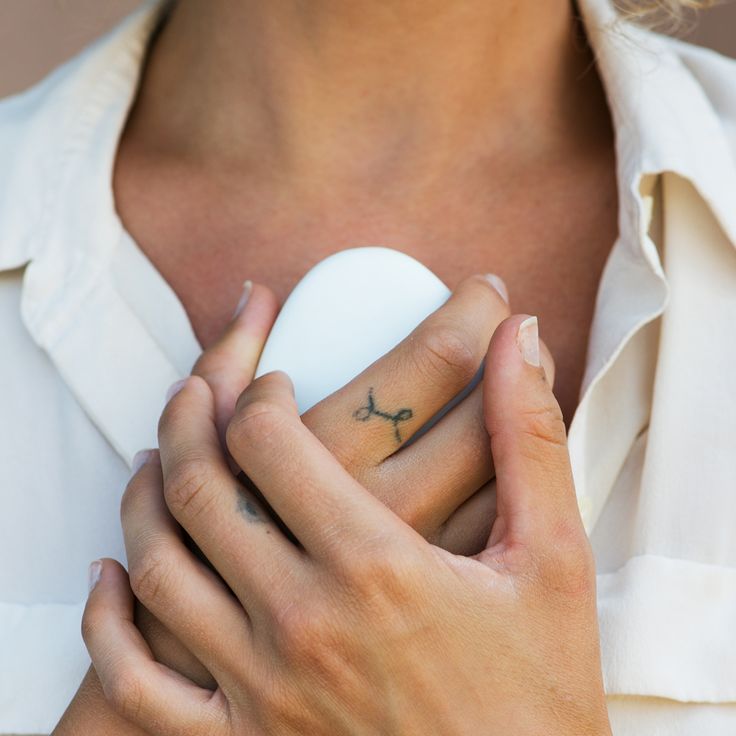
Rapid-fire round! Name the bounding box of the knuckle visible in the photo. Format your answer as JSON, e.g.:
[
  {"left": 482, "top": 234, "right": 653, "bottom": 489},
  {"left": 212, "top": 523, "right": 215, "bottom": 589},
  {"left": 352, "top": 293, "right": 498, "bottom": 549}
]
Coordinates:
[
  {"left": 537, "top": 525, "right": 596, "bottom": 599},
  {"left": 120, "top": 474, "right": 142, "bottom": 522},
  {"left": 274, "top": 604, "right": 352, "bottom": 692},
  {"left": 226, "top": 400, "right": 287, "bottom": 451},
  {"left": 275, "top": 601, "right": 332, "bottom": 660},
  {"left": 106, "top": 666, "right": 144, "bottom": 722},
  {"left": 128, "top": 543, "right": 175, "bottom": 606},
  {"left": 163, "top": 456, "right": 213, "bottom": 518},
  {"left": 343, "top": 541, "right": 418, "bottom": 605},
  {"left": 519, "top": 400, "right": 567, "bottom": 450},
  {"left": 413, "top": 323, "right": 478, "bottom": 387},
  {"left": 80, "top": 605, "right": 101, "bottom": 646},
  {"left": 156, "top": 410, "right": 170, "bottom": 445}
]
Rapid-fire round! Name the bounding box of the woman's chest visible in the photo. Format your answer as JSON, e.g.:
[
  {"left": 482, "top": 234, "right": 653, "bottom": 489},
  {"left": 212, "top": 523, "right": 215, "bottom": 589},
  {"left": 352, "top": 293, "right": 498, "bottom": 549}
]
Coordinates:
[{"left": 115, "top": 161, "right": 618, "bottom": 423}]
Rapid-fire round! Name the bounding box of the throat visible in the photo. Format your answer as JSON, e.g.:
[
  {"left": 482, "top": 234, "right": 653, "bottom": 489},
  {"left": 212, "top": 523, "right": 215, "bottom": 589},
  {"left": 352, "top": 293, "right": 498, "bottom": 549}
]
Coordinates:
[{"left": 126, "top": 0, "right": 590, "bottom": 191}]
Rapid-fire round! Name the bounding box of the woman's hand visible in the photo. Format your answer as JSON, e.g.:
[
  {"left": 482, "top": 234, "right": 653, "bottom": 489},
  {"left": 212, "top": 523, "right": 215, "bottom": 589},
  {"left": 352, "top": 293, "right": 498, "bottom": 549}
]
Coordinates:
[
  {"left": 197, "top": 272, "right": 554, "bottom": 559},
  {"left": 82, "top": 313, "right": 609, "bottom": 736},
  {"left": 56, "top": 272, "right": 556, "bottom": 733},
  {"left": 140, "top": 272, "right": 550, "bottom": 686},
  {"left": 137, "top": 271, "right": 554, "bottom": 687}
]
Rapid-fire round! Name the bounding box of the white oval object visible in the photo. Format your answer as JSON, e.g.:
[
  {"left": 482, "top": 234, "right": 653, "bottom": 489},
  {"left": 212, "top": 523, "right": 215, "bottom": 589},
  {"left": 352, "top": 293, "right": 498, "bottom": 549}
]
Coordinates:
[{"left": 255, "top": 247, "right": 451, "bottom": 413}]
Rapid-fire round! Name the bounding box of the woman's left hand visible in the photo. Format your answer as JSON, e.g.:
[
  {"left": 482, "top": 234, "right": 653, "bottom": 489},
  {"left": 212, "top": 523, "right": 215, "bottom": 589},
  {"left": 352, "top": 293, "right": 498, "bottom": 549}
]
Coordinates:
[{"left": 82, "top": 313, "right": 611, "bottom": 736}]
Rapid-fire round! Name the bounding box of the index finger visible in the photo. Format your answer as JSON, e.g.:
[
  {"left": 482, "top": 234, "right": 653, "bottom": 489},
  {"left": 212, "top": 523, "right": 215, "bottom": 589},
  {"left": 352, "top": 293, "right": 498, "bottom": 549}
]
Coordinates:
[{"left": 189, "top": 281, "right": 279, "bottom": 446}]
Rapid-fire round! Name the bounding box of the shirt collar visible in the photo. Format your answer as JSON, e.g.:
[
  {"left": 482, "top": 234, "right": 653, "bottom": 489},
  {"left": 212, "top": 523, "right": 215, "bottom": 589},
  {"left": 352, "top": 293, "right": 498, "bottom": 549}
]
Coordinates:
[
  {"left": 579, "top": 0, "right": 736, "bottom": 250},
  {"left": 0, "top": 0, "right": 181, "bottom": 465},
  {"left": 567, "top": 0, "right": 736, "bottom": 531}
]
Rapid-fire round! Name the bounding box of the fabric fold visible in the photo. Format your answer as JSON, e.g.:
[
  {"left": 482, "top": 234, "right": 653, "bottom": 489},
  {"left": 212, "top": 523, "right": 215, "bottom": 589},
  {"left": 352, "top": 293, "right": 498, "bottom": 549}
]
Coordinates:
[{"left": 599, "top": 555, "right": 736, "bottom": 703}]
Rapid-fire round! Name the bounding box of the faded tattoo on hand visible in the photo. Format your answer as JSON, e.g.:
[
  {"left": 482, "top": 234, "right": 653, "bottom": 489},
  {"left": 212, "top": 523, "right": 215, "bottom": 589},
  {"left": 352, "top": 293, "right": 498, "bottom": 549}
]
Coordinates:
[
  {"left": 236, "top": 487, "right": 265, "bottom": 523},
  {"left": 353, "top": 387, "right": 413, "bottom": 444}
]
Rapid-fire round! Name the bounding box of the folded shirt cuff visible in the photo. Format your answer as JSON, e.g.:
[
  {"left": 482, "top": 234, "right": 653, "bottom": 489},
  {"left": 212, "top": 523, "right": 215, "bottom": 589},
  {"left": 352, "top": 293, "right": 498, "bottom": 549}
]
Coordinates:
[{"left": 598, "top": 554, "right": 736, "bottom": 703}]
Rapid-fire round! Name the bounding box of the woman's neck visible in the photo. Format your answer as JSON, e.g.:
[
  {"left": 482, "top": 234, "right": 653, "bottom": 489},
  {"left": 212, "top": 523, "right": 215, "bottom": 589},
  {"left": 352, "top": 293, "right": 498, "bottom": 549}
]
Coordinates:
[{"left": 126, "top": 0, "right": 605, "bottom": 201}]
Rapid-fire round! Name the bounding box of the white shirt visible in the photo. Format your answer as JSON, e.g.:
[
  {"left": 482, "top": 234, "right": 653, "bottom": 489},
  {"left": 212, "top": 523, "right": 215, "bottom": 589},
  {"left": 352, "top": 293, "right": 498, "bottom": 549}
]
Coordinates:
[{"left": 1, "top": 0, "right": 736, "bottom": 733}]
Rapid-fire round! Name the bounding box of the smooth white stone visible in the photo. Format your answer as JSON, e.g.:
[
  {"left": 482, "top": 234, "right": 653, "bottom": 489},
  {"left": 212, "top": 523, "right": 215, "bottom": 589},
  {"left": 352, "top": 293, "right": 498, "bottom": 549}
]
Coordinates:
[{"left": 255, "top": 246, "right": 451, "bottom": 414}]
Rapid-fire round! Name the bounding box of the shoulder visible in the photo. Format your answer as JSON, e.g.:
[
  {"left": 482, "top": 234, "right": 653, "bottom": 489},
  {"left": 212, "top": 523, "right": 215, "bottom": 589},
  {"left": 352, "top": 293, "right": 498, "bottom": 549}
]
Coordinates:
[
  {"left": 663, "top": 35, "right": 736, "bottom": 112},
  {"left": 656, "top": 34, "right": 736, "bottom": 152}
]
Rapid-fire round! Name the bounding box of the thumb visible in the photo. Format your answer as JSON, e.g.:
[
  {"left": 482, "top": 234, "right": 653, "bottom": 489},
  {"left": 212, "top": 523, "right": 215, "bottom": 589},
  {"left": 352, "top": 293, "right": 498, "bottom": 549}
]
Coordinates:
[
  {"left": 482, "top": 314, "right": 579, "bottom": 547},
  {"left": 189, "top": 280, "right": 279, "bottom": 450}
]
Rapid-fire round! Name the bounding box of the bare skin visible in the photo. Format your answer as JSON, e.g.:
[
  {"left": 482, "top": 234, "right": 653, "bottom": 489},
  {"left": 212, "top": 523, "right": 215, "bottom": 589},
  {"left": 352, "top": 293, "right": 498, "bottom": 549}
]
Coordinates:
[{"left": 113, "top": 0, "right": 618, "bottom": 427}]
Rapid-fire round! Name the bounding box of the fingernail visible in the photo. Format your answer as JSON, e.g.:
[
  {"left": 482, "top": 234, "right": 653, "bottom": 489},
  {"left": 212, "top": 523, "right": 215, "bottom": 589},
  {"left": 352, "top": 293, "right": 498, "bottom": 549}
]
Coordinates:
[
  {"left": 517, "top": 316, "right": 540, "bottom": 367},
  {"left": 131, "top": 449, "right": 151, "bottom": 474},
  {"left": 232, "top": 280, "right": 253, "bottom": 320},
  {"left": 483, "top": 273, "right": 509, "bottom": 304},
  {"left": 88, "top": 560, "right": 102, "bottom": 593},
  {"left": 165, "top": 377, "right": 187, "bottom": 404}
]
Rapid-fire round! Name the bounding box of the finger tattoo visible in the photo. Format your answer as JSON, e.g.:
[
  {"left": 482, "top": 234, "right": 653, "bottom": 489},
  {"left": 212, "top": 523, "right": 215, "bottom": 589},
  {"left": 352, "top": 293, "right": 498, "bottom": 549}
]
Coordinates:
[{"left": 353, "top": 387, "right": 413, "bottom": 444}]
